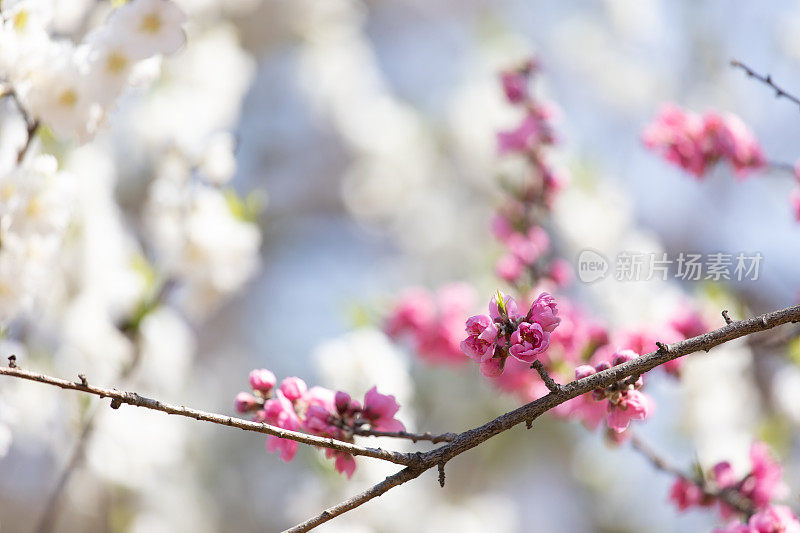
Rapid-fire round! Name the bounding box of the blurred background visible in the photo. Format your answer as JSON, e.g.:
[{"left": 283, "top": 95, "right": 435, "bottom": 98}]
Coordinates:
[{"left": 3, "top": 0, "right": 800, "bottom": 531}]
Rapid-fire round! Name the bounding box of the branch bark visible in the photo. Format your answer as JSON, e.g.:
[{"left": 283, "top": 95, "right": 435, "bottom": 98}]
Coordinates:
[
  {"left": 2, "top": 303, "right": 799, "bottom": 532},
  {"left": 0, "top": 366, "right": 413, "bottom": 466}
]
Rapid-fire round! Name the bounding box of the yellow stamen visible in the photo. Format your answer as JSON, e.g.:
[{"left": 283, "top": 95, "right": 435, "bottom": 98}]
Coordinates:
[
  {"left": 58, "top": 89, "right": 78, "bottom": 108},
  {"left": 140, "top": 12, "right": 162, "bottom": 34},
  {"left": 106, "top": 51, "right": 129, "bottom": 74}
]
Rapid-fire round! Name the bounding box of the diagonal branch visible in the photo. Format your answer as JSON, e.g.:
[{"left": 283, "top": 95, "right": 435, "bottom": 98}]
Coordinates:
[
  {"left": 285, "top": 303, "right": 800, "bottom": 531},
  {"left": 0, "top": 365, "right": 414, "bottom": 466},
  {"left": 730, "top": 59, "right": 800, "bottom": 111},
  {"left": 628, "top": 432, "right": 754, "bottom": 516},
  {"left": 3, "top": 304, "right": 800, "bottom": 532}
]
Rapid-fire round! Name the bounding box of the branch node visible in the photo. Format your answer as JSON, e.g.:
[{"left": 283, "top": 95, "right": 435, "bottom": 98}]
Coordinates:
[
  {"left": 526, "top": 419, "right": 532, "bottom": 429},
  {"left": 655, "top": 341, "right": 670, "bottom": 353},
  {"left": 110, "top": 398, "right": 122, "bottom": 410},
  {"left": 78, "top": 374, "right": 88, "bottom": 386},
  {"left": 437, "top": 461, "right": 446, "bottom": 488},
  {"left": 762, "top": 316, "right": 769, "bottom": 327},
  {"left": 722, "top": 310, "right": 733, "bottom": 325},
  {"left": 7, "top": 355, "right": 16, "bottom": 368},
  {"left": 530, "top": 360, "right": 561, "bottom": 393}
]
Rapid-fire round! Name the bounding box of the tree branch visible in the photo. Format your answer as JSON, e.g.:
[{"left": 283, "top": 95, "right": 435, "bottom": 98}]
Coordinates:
[
  {"left": 0, "top": 365, "right": 413, "bottom": 466},
  {"left": 730, "top": 59, "right": 800, "bottom": 111},
  {"left": 3, "top": 304, "right": 800, "bottom": 532},
  {"left": 353, "top": 428, "right": 457, "bottom": 443},
  {"left": 284, "top": 302, "right": 800, "bottom": 531},
  {"left": 628, "top": 432, "right": 754, "bottom": 516}
]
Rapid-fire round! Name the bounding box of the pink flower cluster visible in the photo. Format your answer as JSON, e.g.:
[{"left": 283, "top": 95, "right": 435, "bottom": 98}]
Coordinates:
[
  {"left": 385, "top": 283, "right": 476, "bottom": 364},
  {"left": 669, "top": 442, "right": 788, "bottom": 522},
  {"left": 461, "top": 291, "right": 560, "bottom": 377},
  {"left": 235, "top": 370, "right": 404, "bottom": 478},
  {"left": 613, "top": 306, "right": 709, "bottom": 377},
  {"left": 569, "top": 350, "right": 652, "bottom": 433},
  {"left": 715, "top": 506, "right": 800, "bottom": 533},
  {"left": 493, "top": 58, "right": 570, "bottom": 289},
  {"left": 642, "top": 104, "right": 766, "bottom": 178}
]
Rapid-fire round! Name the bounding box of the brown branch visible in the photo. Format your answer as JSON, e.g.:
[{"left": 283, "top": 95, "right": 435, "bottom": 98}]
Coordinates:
[
  {"left": 3, "top": 304, "right": 800, "bottom": 531},
  {"left": 530, "top": 360, "right": 561, "bottom": 392},
  {"left": 0, "top": 86, "right": 39, "bottom": 164},
  {"left": 0, "top": 365, "right": 413, "bottom": 466},
  {"left": 283, "top": 466, "right": 426, "bottom": 533},
  {"left": 353, "top": 428, "right": 456, "bottom": 443},
  {"left": 285, "top": 303, "right": 800, "bottom": 531},
  {"left": 730, "top": 60, "right": 800, "bottom": 111},
  {"left": 35, "top": 278, "right": 177, "bottom": 533},
  {"left": 628, "top": 432, "right": 753, "bottom": 516}
]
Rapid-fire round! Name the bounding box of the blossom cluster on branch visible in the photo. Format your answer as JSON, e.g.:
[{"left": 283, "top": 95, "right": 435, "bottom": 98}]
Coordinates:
[{"left": 235, "top": 370, "right": 404, "bottom": 478}]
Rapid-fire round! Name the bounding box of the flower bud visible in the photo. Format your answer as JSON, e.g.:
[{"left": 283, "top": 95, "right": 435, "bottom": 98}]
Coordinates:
[
  {"left": 235, "top": 392, "right": 260, "bottom": 413},
  {"left": 249, "top": 369, "right": 277, "bottom": 394}
]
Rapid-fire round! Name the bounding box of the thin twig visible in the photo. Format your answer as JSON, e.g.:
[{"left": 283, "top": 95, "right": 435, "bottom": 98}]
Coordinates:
[
  {"left": 4, "top": 304, "right": 800, "bottom": 532},
  {"left": 1, "top": 86, "right": 39, "bottom": 164},
  {"left": 285, "top": 303, "right": 800, "bottom": 531},
  {"left": 730, "top": 60, "right": 800, "bottom": 111},
  {"left": 530, "top": 360, "right": 561, "bottom": 393},
  {"left": 628, "top": 432, "right": 753, "bottom": 516},
  {"left": 35, "top": 279, "right": 178, "bottom": 533},
  {"left": 0, "top": 366, "right": 414, "bottom": 466}
]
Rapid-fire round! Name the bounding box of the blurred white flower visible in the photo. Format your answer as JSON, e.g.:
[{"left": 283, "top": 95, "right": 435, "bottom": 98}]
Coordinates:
[
  {"left": 313, "top": 328, "right": 413, "bottom": 406},
  {"left": 198, "top": 131, "right": 237, "bottom": 185},
  {"left": 106, "top": 0, "right": 187, "bottom": 59}
]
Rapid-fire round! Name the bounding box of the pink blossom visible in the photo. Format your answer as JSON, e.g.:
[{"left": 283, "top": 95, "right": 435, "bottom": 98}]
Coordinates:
[
  {"left": 607, "top": 389, "right": 651, "bottom": 433},
  {"left": 249, "top": 369, "right": 277, "bottom": 394},
  {"left": 574, "top": 365, "right": 596, "bottom": 380},
  {"left": 506, "top": 227, "right": 550, "bottom": 265},
  {"left": 527, "top": 292, "right": 561, "bottom": 333},
  {"left": 325, "top": 449, "right": 357, "bottom": 479},
  {"left": 235, "top": 392, "right": 261, "bottom": 413},
  {"left": 497, "top": 113, "right": 543, "bottom": 155},
  {"left": 500, "top": 70, "right": 529, "bottom": 104},
  {"left": 749, "top": 505, "right": 800, "bottom": 533},
  {"left": 496, "top": 253, "right": 524, "bottom": 283},
  {"left": 479, "top": 356, "right": 505, "bottom": 377},
  {"left": 547, "top": 259, "right": 573, "bottom": 288},
  {"left": 791, "top": 189, "right": 800, "bottom": 222},
  {"left": 669, "top": 307, "right": 708, "bottom": 339},
  {"left": 263, "top": 391, "right": 302, "bottom": 462},
  {"left": 362, "top": 387, "right": 405, "bottom": 432},
  {"left": 715, "top": 506, "right": 800, "bottom": 533},
  {"left": 279, "top": 377, "right": 308, "bottom": 402},
  {"left": 712, "top": 461, "right": 738, "bottom": 489},
  {"left": 490, "top": 214, "right": 515, "bottom": 242},
  {"left": 742, "top": 442, "right": 787, "bottom": 509},
  {"left": 643, "top": 104, "right": 766, "bottom": 178},
  {"left": 509, "top": 321, "right": 550, "bottom": 363},
  {"left": 669, "top": 477, "right": 706, "bottom": 511},
  {"left": 489, "top": 291, "right": 519, "bottom": 320},
  {"left": 461, "top": 314, "right": 498, "bottom": 362},
  {"left": 386, "top": 284, "right": 476, "bottom": 364},
  {"left": 384, "top": 287, "right": 436, "bottom": 338},
  {"left": 303, "top": 404, "right": 339, "bottom": 436}
]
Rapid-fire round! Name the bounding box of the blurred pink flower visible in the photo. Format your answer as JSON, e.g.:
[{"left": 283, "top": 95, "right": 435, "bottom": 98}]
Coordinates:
[{"left": 362, "top": 387, "right": 405, "bottom": 432}]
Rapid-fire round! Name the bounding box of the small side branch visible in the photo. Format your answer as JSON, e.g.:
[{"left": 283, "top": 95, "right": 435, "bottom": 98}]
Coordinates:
[
  {"left": 282, "top": 466, "right": 426, "bottom": 533},
  {"left": 628, "top": 432, "right": 753, "bottom": 516},
  {"left": 0, "top": 365, "right": 413, "bottom": 466},
  {"left": 531, "top": 360, "right": 561, "bottom": 393},
  {"left": 730, "top": 60, "right": 800, "bottom": 111}
]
